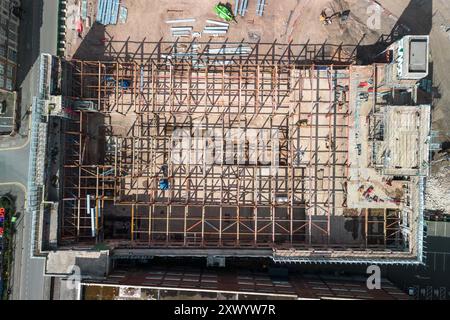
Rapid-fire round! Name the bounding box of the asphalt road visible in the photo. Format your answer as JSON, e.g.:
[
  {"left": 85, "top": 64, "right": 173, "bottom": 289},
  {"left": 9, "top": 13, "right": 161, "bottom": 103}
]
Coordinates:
[
  {"left": 0, "top": 144, "right": 30, "bottom": 187},
  {"left": 0, "top": 0, "right": 59, "bottom": 300}
]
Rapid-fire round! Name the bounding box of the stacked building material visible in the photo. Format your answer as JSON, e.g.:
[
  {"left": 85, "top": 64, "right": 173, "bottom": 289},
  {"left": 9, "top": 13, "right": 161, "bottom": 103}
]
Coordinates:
[
  {"left": 119, "top": 6, "right": 128, "bottom": 24},
  {"left": 236, "top": 0, "right": 249, "bottom": 17},
  {"left": 171, "top": 26, "right": 193, "bottom": 37},
  {"left": 234, "top": 0, "right": 240, "bottom": 16},
  {"left": 207, "top": 46, "right": 252, "bottom": 55},
  {"left": 166, "top": 18, "right": 196, "bottom": 37},
  {"left": 256, "top": 0, "right": 266, "bottom": 16},
  {"left": 203, "top": 20, "right": 229, "bottom": 35},
  {"left": 166, "top": 18, "right": 196, "bottom": 24},
  {"left": 96, "top": 0, "right": 121, "bottom": 25},
  {"left": 81, "top": 0, "right": 88, "bottom": 19}
]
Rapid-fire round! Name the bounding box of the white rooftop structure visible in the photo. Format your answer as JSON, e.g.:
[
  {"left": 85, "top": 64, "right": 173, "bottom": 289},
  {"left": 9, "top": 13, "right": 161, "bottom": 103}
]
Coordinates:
[{"left": 393, "top": 35, "right": 430, "bottom": 80}]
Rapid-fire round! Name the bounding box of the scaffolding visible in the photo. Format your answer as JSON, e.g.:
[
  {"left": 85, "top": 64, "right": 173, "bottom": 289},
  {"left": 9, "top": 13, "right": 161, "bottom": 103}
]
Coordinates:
[
  {"left": 60, "top": 53, "right": 357, "bottom": 251},
  {"left": 57, "top": 41, "right": 418, "bottom": 259}
]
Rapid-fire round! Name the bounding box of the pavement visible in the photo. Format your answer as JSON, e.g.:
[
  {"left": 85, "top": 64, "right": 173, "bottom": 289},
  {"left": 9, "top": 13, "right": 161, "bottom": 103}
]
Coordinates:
[
  {"left": 385, "top": 220, "right": 450, "bottom": 300},
  {"left": 0, "top": 0, "right": 59, "bottom": 300},
  {"left": 0, "top": 144, "right": 30, "bottom": 188}
]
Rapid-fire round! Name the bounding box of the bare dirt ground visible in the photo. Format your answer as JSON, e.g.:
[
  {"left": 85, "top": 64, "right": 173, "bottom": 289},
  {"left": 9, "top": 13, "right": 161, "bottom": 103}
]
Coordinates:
[
  {"left": 64, "top": 0, "right": 450, "bottom": 213},
  {"left": 67, "top": 0, "right": 448, "bottom": 119},
  {"left": 66, "top": 0, "right": 400, "bottom": 58}
]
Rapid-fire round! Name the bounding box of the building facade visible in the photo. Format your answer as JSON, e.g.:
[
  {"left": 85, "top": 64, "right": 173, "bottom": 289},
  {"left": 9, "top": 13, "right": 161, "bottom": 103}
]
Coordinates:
[{"left": 0, "top": 0, "right": 20, "bottom": 92}]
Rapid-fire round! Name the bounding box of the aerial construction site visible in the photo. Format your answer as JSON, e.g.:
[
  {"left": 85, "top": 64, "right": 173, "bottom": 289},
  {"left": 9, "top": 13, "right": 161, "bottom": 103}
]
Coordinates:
[
  {"left": 22, "top": 1, "right": 447, "bottom": 297},
  {"left": 53, "top": 35, "right": 429, "bottom": 265}
]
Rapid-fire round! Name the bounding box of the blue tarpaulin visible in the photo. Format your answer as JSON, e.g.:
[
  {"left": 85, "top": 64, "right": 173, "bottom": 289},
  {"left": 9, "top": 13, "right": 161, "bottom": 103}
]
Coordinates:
[
  {"left": 96, "top": 0, "right": 120, "bottom": 25},
  {"left": 159, "top": 179, "right": 170, "bottom": 190}
]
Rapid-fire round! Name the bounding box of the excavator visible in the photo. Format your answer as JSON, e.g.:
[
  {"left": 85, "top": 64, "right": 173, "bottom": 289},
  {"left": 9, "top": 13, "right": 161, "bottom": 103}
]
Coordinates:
[
  {"left": 214, "top": 3, "right": 237, "bottom": 22},
  {"left": 320, "top": 9, "right": 350, "bottom": 25}
]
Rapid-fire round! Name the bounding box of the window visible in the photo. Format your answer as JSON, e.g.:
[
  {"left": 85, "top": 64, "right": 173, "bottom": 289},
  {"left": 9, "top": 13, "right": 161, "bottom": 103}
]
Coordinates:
[
  {"left": 6, "top": 78, "right": 12, "bottom": 90},
  {"left": 8, "top": 48, "right": 16, "bottom": 62},
  {"left": 6, "top": 64, "right": 12, "bottom": 77}
]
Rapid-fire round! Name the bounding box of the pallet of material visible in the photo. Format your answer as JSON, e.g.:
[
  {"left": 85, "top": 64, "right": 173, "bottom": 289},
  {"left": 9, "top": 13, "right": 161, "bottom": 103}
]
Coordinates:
[{"left": 96, "top": 0, "right": 121, "bottom": 25}]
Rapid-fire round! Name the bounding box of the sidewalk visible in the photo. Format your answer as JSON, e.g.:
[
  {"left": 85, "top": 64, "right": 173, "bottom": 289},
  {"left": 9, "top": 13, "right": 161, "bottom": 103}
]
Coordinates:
[{"left": 0, "top": 135, "right": 29, "bottom": 150}]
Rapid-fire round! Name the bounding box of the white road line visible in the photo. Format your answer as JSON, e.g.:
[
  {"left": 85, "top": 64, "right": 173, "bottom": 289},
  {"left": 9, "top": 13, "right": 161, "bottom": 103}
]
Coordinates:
[
  {"left": 0, "top": 182, "right": 27, "bottom": 193},
  {"left": 0, "top": 110, "right": 31, "bottom": 151},
  {"left": 0, "top": 139, "right": 30, "bottom": 151}
]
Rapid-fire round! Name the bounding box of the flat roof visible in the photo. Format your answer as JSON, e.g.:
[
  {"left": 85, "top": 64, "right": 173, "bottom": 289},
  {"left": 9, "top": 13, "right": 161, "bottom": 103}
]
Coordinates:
[
  {"left": 384, "top": 105, "right": 431, "bottom": 176},
  {"left": 408, "top": 39, "right": 428, "bottom": 73}
]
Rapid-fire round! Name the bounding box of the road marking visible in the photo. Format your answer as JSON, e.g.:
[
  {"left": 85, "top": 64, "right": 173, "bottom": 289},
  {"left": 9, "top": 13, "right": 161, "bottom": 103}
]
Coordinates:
[
  {"left": 0, "top": 102, "right": 32, "bottom": 151},
  {"left": 0, "top": 137, "right": 30, "bottom": 151},
  {"left": 0, "top": 182, "right": 27, "bottom": 193}
]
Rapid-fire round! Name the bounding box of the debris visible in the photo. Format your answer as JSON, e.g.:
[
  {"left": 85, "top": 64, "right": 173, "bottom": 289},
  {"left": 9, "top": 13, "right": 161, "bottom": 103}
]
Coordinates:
[
  {"left": 248, "top": 32, "right": 261, "bottom": 41},
  {"left": 425, "top": 164, "right": 450, "bottom": 214}
]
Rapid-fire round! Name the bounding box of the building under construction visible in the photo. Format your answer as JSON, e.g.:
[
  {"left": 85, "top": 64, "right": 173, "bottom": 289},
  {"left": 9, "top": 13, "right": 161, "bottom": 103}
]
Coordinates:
[{"left": 35, "top": 36, "right": 431, "bottom": 265}]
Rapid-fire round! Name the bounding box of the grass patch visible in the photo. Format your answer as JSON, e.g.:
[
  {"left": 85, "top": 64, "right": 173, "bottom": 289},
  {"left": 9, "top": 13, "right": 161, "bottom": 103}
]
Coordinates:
[{"left": 93, "top": 243, "right": 110, "bottom": 251}]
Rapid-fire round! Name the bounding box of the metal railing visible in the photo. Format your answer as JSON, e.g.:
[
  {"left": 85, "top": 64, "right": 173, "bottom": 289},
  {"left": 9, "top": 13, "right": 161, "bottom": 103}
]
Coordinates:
[
  {"left": 27, "top": 54, "right": 53, "bottom": 257},
  {"left": 27, "top": 97, "right": 47, "bottom": 257}
]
